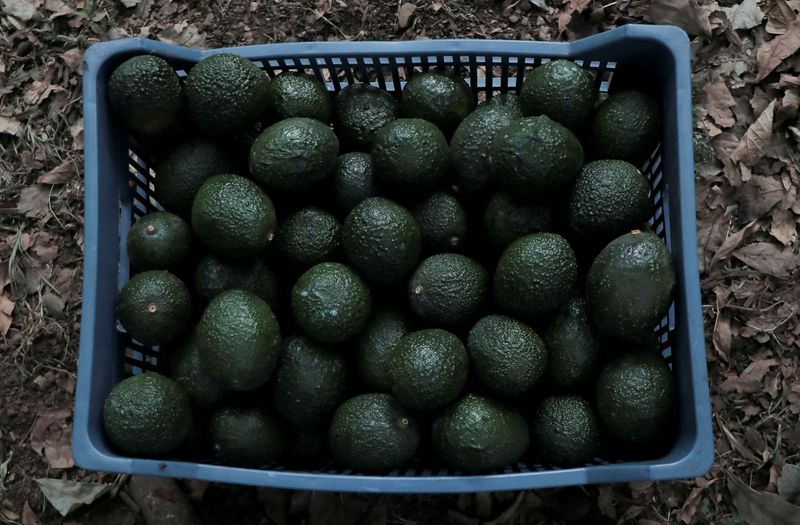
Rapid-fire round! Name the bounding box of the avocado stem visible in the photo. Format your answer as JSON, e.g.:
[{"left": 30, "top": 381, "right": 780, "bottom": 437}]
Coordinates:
[{"left": 146, "top": 303, "right": 158, "bottom": 314}]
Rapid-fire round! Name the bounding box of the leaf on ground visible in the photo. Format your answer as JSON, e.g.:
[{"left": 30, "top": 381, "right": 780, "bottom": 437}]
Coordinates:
[
  {"left": 739, "top": 175, "right": 787, "bottom": 221},
  {"left": 713, "top": 292, "right": 732, "bottom": 360},
  {"left": 678, "top": 486, "right": 703, "bottom": 524},
  {"left": 649, "top": 0, "right": 711, "bottom": 38},
  {"left": 557, "top": 0, "right": 591, "bottom": 34},
  {"left": 44, "top": 0, "right": 73, "bottom": 18},
  {"left": 0, "top": 115, "right": 22, "bottom": 136},
  {"left": 721, "top": 356, "right": 778, "bottom": 393},
  {"left": 157, "top": 22, "right": 207, "bottom": 48},
  {"left": 770, "top": 208, "right": 797, "bottom": 245},
  {"left": 397, "top": 2, "right": 416, "bottom": 29},
  {"left": 723, "top": 0, "right": 765, "bottom": 31},
  {"left": 0, "top": 295, "right": 14, "bottom": 336},
  {"left": 731, "top": 100, "right": 775, "bottom": 166},
  {"left": 30, "top": 407, "right": 74, "bottom": 469},
  {"left": 709, "top": 219, "right": 761, "bottom": 267},
  {"left": 757, "top": 18, "right": 800, "bottom": 81},
  {"left": 597, "top": 485, "right": 616, "bottom": 520},
  {"left": 37, "top": 158, "right": 75, "bottom": 184},
  {"left": 22, "top": 501, "right": 42, "bottom": 525},
  {"left": 17, "top": 185, "right": 50, "bottom": 219},
  {"left": 702, "top": 79, "right": 737, "bottom": 128},
  {"left": 35, "top": 479, "right": 110, "bottom": 517},
  {"left": 1, "top": 0, "right": 42, "bottom": 22},
  {"left": 777, "top": 464, "right": 800, "bottom": 504},
  {"left": 733, "top": 241, "right": 800, "bottom": 277},
  {"left": 119, "top": 0, "right": 140, "bottom": 7},
  {"left": 729, "top": 475, "right": 800, "bottom": 525},
  {"left": 766, "top": 0, "right": 798, "bottom": 35},
  {"left": 529, "top": 0, "right": 547, "bottom": 10}
]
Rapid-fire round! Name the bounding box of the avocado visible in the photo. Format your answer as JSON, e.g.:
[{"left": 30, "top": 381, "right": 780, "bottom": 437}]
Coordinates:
[
  {"left": 355, "top": 309, "right": 410, "bottom": 392},
  {"left": 274, "top": 207, "right": 340, "bottom": 268},
  {"left": 567, "top": 159, "right": 651, "bottom": 238},
  {"left": 332, "top": 152, "right": 380, "bottom": 213},
  {"left": 194, "top": 254, "right": 279, "bottom": 308},
  {"left": 481, "top": 92, "right": 523, "bottom": 114},
  {"left": 591, "top": 90, "right": 661, "bottom": 165},
  {"left": 389, "top": 328, "right": 468, "bottom": 411},
  {"left": 127, "top": 211, "right": 192, "bottom": 272},
  {"left": 184, "top": 53, "right": 269, "bottom": 137},
  {"left": 107, "top": 55, "right": 181, "bottom": 135},
  {"left": 102, "top": 373, "right": 192, "bottom": 456},
  {"left": 290, "top": 262, "right": 371, "bottom": 343},
  {"left": 595, "top": 352, "right": 676, "bottom": 445},
  {"left": 493, "top": 232, "right": 577, "bottom": 318},
  {"left": 169, "top": 333, "right": 227, "bottom": 409},
  {"left": 413, "top": 192, "right": 469, "bottom": 252},
  {"left": 401, "top": 70, "right": 475, "bottom": 136},
  {"left": 341, "top": 197, "right": 422, "bottom": 285},
  {"left": 191, "top": 174, "right": 277, "bottom": 259},
  {"left": 249, "top": 117, "right": 339, "bottom": 191},
  {"left": 483, "top": 192, "right": 554, "bottom": 248},
  {"left": 334, "top": 82, "right": 400, "bottom": 151},
  {"left": 209, "top": 406, "right": 289, "bottom": 466},
  {"left": 265, "top": 72, "right": 332, "bottom": 123},
  {"left": 467, "top": 315, "right": 547, "bottom": 397},
  {"left": 270, "top": 335, "right": 348, "bottom": 429},
  {"left": 450, "top": 105, "right": 521, "bottom": 197},
  {"left": 585, "top": 230, "right": 675, "bottom": 343},
  {"left": 529, "top": 395, "right": 601, "bottom": 466},
  {"left": 328, "top": 393, "right": 420, "bottom": 472},
  {"left": 543, "top": 298, "right": 602, "bottom": 389},
  {"left": 432, "top": 394, "right": 529, "bottom": 473},
  {"left": 197, "top": 289, "right": 281, "bottom": 391},
  {"left": 490, "top": 115, "right": 584, "bottom": 197},
  {"left": 408, "top": 253, "right": 487, "bottom": 328},
  {"left": 519, "top": 60, "right": 597, "bottom": 132},
  {"left": 372, "top": 118, "right": 449, "bottom": 195},
  {"left": 118, "top": 270, "right": 192, "bottom": 346},
  {"left": 155, "top": 139, "right": 237, "bottom": 216}
]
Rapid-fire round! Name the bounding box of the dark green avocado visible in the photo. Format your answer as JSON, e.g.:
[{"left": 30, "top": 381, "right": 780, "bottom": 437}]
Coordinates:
[
  {"left": 519, "top": 59, "right": 597, "bottom": 132},
  {"left": 413, "top": 192, "right": 469, "bottom": 253},
  {"left": 483, "top": 192, "right": 554, "bottom": 248},
  {"left": 265, "top": 71, "right": 332, "bottom": 123},
  {"left": 209, "top": 406, "right": 290, "bottom": 467},
  {"left": 118, "top": 270, "right": 192, "bottom": 346},
  {"left": 543, "top": 297, "right": 603, "bottom": 389},
  {"left": 194, "top": 254, "right": 279, "bottom": 308},
  {"left": 355, "top": 309, "right": 410, "bottom": 392},
  {"left": 591, "top": 90, "right": 661, "bottom": 165},
  {"left": 401, "top": 70, "right": 475, "bottom": 136},
  {"left": 274, "top": 207, "right": 341, "bottom": 268},
  {"left": 530, "top": 395, "right": 601, "bottom": 466},
  {"left": 334, "top": 83, "right": 400, "bottom": 150},
  {"left": 331, "top": 152, "right": 380, "bottom": 213},
  {"left": 127, "top": 211, "right": 192, "bottom": 272}
]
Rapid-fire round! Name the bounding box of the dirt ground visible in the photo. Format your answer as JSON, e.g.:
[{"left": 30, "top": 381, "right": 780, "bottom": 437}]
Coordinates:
[{"left": 1, "top": 0, "right": 799, "bottom": 523}]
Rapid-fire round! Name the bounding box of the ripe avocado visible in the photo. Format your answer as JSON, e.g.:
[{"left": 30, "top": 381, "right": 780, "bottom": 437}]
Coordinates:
[
  {"left": 483, "top": 192, "right": 554, "bottom": 248},
  {"left": 519, "top": 59, "right": 597, "bottom": 132},
  {"left": 543, "top": 298, "right": 602, "bottom": 389},
  {"left": 591, "top": 90, "right": 661, "bottom": 165},
  {"left": 332, "top": 152, "right": 380, "bottom": 213},
  {"left": 389, "top": 328, "right": 468, "bottom": 411},
  {"left": 334, "top": 83, "right": 400, "bottom": 151},
  {"left": 107, "top": 55, "right": 182, "bottom": 135},
  {"left": 328, "top": 393, "right": 420, "bottom": 472},
  {"left": 274, "top": 207, "right": 341, "bottom": 268},
  {"left": 209, "top": 406, "right": 289, "bottom": 467},
  {"left": 450, "top": 104, "right": 520, "bottom": 197},
  {"left": 413, "top": 192, "right": 469, "bottom": 253},
  {"left": 341, "top": 197, "right": 422, "bottom": 285},
  {"left": 493, "top": 232, "right": 577, "bottom": 318},
  {"left": 567, "top": 159, "right": 651, "bottom": 238},
  {"left": 249, "top": 117, "right": 339, "bottom": 191},
  {"left": 490, "top": 115, "right": 584, "bottom": 197},
  {"left": 401, "top": 70, "right": 475, "bottom": 136},
  {"left": 197, "top": 289, "right": 281, "bottom": 391},
  {"left": 372, "top": 118, "right": 449, "bottom": 195},
  {"left": 467, "top": 315, "right": 547, "bottom": 397},
  {"left": 290, "top": 262, "right": 372, "bottom": 343},
  {"left": 355, "top": 309, "right": 410, "bottom": 392},
  {"left": 118, "top": 270, "right": 192, "bottom": 346},
  {"left": 169, "top": 334, "right": 227, "bottom": 409},
  {"left": 194, "top": 254, "right": 279, "bottom": 308},
  {"left": 270, "top": 335, "right": 348, "bottom": 429},
  {"left": 596, "top": 352, "right": 676, "bottom": 445},
  {"left": 191, "top": 174, "right": 277, "bottom": 259},
  {"left": 432, "top": 394, "right": 529, "bottom": 473},
  {"left": 102, "top": 373, "right": 192, "bottom": 456},
  {"left": 155, "top": 139, "right": 237, "bottom": 216},
  {"left": 184, "top": 53, "right": 269, "bottom": 137},
  {"left": 408, "top": 253, "right": 488, "bottom": 328},
  {"left": 265, "top": 72, "right": 332, "bottom": 123},
  {"left": 127, "top": 211, "right": 192, "bottom": 272},
  {"left": 585, "top": 230, "right": 675, "bottom": 343},
  {"left": 529, "top": 396, "right": 601, "bottom": 466}
]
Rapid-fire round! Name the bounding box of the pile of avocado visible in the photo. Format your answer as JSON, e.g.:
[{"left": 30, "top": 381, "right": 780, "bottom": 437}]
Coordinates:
[{"left": 103, "top": 53, "right": 677, "bottom": 474}]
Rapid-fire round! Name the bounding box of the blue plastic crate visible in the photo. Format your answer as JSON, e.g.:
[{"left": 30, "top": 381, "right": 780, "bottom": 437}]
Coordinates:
[{"left": 74, "top": 25, "right": 713, "bottom": 493}]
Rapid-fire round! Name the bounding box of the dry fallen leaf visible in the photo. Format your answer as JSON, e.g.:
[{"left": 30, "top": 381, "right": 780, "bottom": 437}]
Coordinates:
[
  {"left": 709, "top": 219, "right": 761, "bottom": 268},
  {"left": 757, "top": 18, "right": 800, "bottom": 81},
  {"left": 649, "top": 0, "right": 711, "bottom": 38},
  {"left": 731, "top": 100, "right": 775, "bottom": 166},
  {"left": 597, "top": 485, "right": 616, "bottom": 520},
  {"left": 119, "top": 0, "right": 140, "bottom": 7},
  {"left": 17, "top": 185, "right": 50, "bottom": 219},
  {"left": 0, "top": 115, "right": 22, "bottom": 136},
  {"left": 723, "top": 0, "right": 765, "bottom": 31},
  {"left": 766, "top": 0, "right": 798, "bottom": 35},
  {"left": 158, "top": 22, "right": 207, "bottom": 48},
  {"left": 678, "top": 486, "right": 703, "bottom": 524},
  {"left": 770, "top": 208, "right": 798, "bottom": 246},
  {"left": 730, "top": 475, "right": 800, "bottom": 525},
  {"left": 0, "top": 295, "right": 14, "bottom": 336},
  {"left": 777, "top": 464, "right": 800, "bottom": 504},
  {"left": 36, "top": 479, "right": 110, "bottom": 517},
  {"left": 733, "top": 241, "right": 800, "bottom": 278},
  {"left": 739, "top": 175, "right": 790, "bottom": 221},
  {"left": 1, "top": 0, "right": 42, "bottom": 22},
  {"left": 397, "top": 2, "right": 416, "bottom": 29},
  {"left": 37, "top": 159, "right": 76, "bottom": 184},
  {"left": 557, "top": 0, "right": 591, "bottom": 34},
  {"left": 30, "top": 407, "right": 74, "bottom": 469},
  {"left": 21, "top": 501, "right": 42, "bottom": 525},
  {"left": 702, "top": 79, "right": 736, "bottom": 128}
]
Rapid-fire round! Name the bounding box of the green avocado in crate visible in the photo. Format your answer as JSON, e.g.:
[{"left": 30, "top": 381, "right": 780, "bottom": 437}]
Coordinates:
[{"left": 74, "top": 25, "right": 712, "bottom": 493}]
